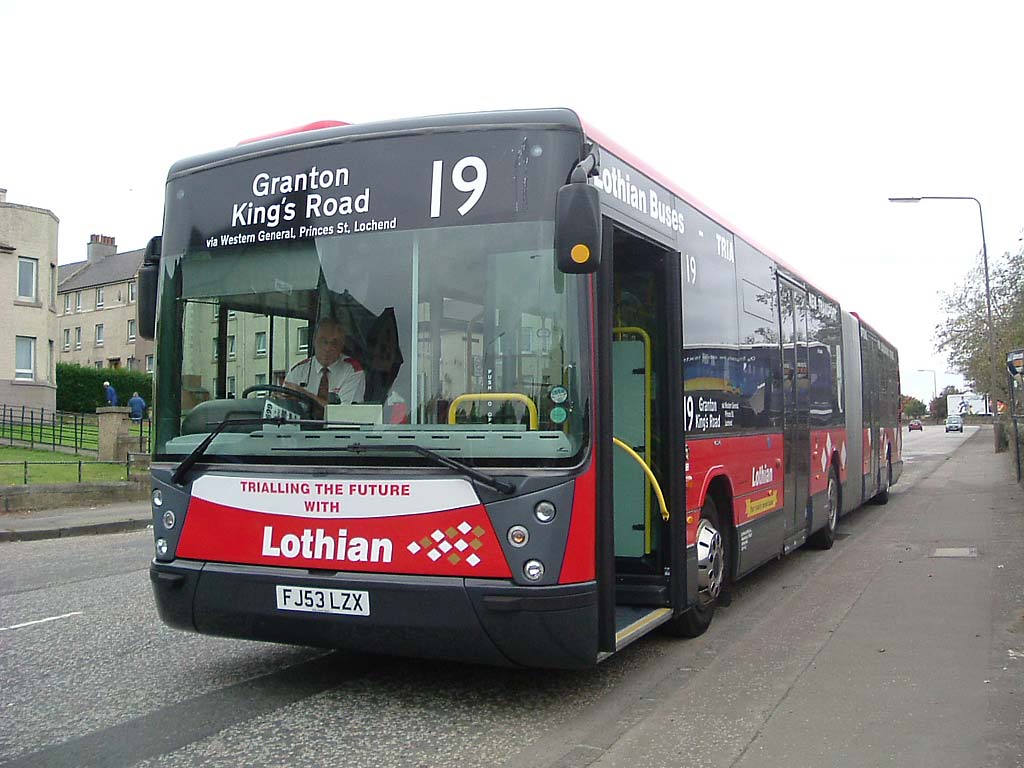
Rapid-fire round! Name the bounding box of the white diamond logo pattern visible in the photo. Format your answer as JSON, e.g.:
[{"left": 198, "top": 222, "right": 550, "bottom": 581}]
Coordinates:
[
  {"left": 407, "top": 520, "right": 485, "bottom": 568},
  {"left": 841, "top": 441, "right": 847, "bottom": 469}
]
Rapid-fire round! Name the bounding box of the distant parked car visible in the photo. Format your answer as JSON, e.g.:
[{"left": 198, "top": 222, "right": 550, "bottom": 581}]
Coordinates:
[
  {"left": 908, "top": 419, "right": 923, "bottom": 431},
  {"left": 945, "top": 415, "right": 964, "bottom": 433}
]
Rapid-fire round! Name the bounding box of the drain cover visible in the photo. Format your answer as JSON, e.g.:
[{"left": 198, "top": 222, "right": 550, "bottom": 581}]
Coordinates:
[{"left": 931, "top": 547, "right": 978, "bottom": 558}]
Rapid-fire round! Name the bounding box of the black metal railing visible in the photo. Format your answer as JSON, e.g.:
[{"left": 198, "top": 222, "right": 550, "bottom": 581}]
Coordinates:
[
  {"left": 0, "top": 453, "right": 145, "bottom": 485},
  {"left": 0, "top": 404, "right": 151, "bottom": 454}
]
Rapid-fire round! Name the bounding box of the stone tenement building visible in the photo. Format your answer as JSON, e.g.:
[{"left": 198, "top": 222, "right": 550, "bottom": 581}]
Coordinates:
[
  {"left": 58, "top": 234, "right": 154, "bottom": 374},
  {"left": 0, "top": 188, "right": 59, "bottom": 410}
]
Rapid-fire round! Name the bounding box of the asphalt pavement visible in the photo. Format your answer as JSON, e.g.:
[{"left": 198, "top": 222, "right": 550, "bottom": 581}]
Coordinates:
[{"left": 1, "top": 427, "right": 1021, "bottom": 766}]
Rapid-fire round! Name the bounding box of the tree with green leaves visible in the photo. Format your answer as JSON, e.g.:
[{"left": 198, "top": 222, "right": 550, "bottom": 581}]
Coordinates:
[
  {"left": 935, "top": 246, "right": 1024, "bottom": 409},
  {"left": 901, "top": 395, "right": 927, "bottom": 419}
]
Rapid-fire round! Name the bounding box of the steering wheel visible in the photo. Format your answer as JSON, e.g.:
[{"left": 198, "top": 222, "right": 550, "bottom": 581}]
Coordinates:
[{"left": 241, "top": 384, "right": 322, "bottom": 417}]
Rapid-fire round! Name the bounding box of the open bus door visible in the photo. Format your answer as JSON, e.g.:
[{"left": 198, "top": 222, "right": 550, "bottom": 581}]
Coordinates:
[{"left": 596, "top": 223, "right": 686, "bottom": 654}]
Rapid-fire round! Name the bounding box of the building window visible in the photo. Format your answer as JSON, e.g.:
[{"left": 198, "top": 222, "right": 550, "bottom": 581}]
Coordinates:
[
  {"left": 127, "top": 319, "right": 136, "bottom": 341},
  {"left": 255, "top": 331, "right": 267, "bottom": 356},
  {"left": 75, "top": 291, "right": 82, "bottom": 311},
  {"left": 127, "top": 355, "right": 136, "bottom": 370},
  {"left": 273, "top": 370, "right": 286, "bottom": 386},
  {"left": 297, "top": 325, "right": 309, "bottom": 352},
  {"left": 64, "top": 294, "right": 71, "bottom": 314},
  {"left": 15, "top": 336, "right": 35, "bottom": 380},
  {"left": 17, "top": 257, "right": 38, "bottom": 301},
  {"left": 95, "top": 361, "right": 104, "bottom": 369},
  {"left": 63, "top": 328, "right": 71, "bottom": 351},
  {"left": 75, "top": 326, "right": 82, "bottom": 350},
  {"left": 145, "top": 354, "right": 154, "bottom": 373},
  {"left": 50, "top": 265, "right": 56, "bottom": 307},
  {"left": 96, "top": 287, "right": 105, "bottom": 308},
  {"left": 227, "top": 335, "right": 236, "bottom": 358},
  {"left": 226, "top": 376, "right": 236, "bottom": 396},
  {"left": 255, "top": 373, "right": 268, "bottom": 385},
  {"left": 128, "top": 281, "right": 136, "bottom": 303},
  {"left": 95, "top": 323, "right": 104, "bottom": 346},
  {"left": 48, "top": 340, "right": 54, "bottom": 382}
]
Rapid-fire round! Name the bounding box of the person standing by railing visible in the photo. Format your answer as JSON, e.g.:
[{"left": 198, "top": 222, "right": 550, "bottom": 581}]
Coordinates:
[
  {"left": 128, "top": 391, "right": 147, "bottom": 423},
  {"left": 103, "top": 381, "right": 119, "bottom": 406}
]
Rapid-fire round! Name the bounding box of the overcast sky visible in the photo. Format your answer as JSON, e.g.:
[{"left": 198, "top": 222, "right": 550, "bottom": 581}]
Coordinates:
[{"left": 3, "top": 1, "right": 1021, "bottom": 405}]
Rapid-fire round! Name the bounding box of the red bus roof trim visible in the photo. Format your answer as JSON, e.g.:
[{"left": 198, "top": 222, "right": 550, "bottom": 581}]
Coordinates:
[
  {"left": 580, "top": 120, "right": 840, "bottom": 305},
  {"left": 237, "top": 120, "right": 350, "bottom": 146}
]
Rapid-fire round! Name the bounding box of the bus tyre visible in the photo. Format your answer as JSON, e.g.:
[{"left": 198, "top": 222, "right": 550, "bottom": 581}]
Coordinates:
[
  {"left": 808, "top": 467, "right": 839, "bottom": 549},
  {"left": 664, "top": 498, "right": 728, "bottom": 638},
  {"left": 874, "top": 457, "right": 891, "bottom": 505}
]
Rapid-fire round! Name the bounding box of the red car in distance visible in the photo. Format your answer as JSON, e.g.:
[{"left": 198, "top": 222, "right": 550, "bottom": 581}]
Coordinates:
[{"left": 908, "top": 419, "right": 924, "bottom": 431}]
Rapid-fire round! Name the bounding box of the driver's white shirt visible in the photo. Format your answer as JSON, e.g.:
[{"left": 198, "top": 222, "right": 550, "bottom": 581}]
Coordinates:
[{"left": 284, "top": 356, "right": 365, "bottom": 404}]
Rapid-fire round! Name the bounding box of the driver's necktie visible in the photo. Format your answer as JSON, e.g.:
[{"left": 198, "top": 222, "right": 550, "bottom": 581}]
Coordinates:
[{"left": 318, "top": 366, "right": 330, "bottom": 402}]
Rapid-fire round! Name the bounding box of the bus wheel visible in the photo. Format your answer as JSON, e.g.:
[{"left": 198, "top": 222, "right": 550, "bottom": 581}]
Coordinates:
[
  {"left": 875, "top": 456, "right": 891, "bottom": 505},
  {"left": 664, "top": 498, "right": 727, "bottom": 638},
  {"left": 808, "top": 467, "right": 839, "bottom": 549}
]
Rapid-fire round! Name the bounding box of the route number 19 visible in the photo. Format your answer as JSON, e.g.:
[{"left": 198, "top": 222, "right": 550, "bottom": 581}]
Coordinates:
[{"left": 430, "top": 157, "right": 488, "bottom": 218}]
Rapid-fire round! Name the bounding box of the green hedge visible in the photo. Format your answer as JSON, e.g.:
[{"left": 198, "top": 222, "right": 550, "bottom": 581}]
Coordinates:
[{"left": 56, "top": 363, "right": 153, "bottom": 413}]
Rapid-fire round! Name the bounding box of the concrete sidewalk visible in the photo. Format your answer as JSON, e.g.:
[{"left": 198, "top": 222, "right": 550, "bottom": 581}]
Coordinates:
[
  {"left": 575, "top": 427, "right": 1024, "bottom": 768},
  {"left": 0, "top": 498, "right": 151, "bottom": 542}
]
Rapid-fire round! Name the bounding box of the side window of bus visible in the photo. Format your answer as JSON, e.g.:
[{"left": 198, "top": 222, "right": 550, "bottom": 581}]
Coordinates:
[
  {"left": 679, "top": 210, "right": 753, "bottom": 436},
  {"left": 805, "top": 291, "right": 843, "bottom": 426},
  {"left": 734, "top": 239, "right": 782, "bottom": 430}
]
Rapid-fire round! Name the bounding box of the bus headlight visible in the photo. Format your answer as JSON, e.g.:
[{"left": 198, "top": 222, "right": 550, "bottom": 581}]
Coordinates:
[
  {"left": 507, "top": 525, "right": 529, "bottom": 547},
  {"left": 523, "top": 559, "right": 545, "bottom": 581},
  {"left": 162, "top": 510, "right": 176, "bottom": 530},
  {"left": 156, "top": 538, "right": 169, "bottom": 557},
  {"left": 534, "top": 500, "right": 556, "bottom": 523},
  {"left": 152, "top": 489, "right": 163, "bottom": 507}
]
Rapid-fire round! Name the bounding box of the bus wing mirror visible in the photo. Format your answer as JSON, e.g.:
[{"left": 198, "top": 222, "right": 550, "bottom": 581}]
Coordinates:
[
  {"left": 555, "top": 183, "right": 601, "bottom": 274},
  {"left": 138, "top": 235, "right": 162, "bottom": 341}
]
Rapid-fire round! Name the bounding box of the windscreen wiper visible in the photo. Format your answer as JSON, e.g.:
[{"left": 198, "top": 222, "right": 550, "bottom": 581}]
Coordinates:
[
  {"left": 269, "top": 441, "right": 515, "bottom": 495},
  {"left": 347, "top": 443, "right": 516, "bottom": 495},
  {"left": 171, "top": 417, "right": 295, "bottom": 485}
]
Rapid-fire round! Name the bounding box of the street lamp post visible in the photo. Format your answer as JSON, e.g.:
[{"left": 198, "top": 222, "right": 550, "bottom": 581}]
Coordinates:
[
  {"left": 889, "top": 196, "right": 1000, "bottom": 451},
  {"left": 917, "top": 368, "right": 937, "bottom": 403}
]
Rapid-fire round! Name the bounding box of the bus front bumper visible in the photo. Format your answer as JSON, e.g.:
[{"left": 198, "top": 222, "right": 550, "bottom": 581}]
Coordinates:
[{"left": 150, "top": 560, "right": 598, "bottom": 669}]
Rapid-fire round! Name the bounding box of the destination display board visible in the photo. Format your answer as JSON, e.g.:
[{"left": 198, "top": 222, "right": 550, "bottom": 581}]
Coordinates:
[{"left": 162, "top": 129, "right": 582, "bottom": 255}]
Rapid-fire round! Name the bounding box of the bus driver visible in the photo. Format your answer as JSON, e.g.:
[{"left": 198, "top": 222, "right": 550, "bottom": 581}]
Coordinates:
[{"left": 284, "top": 317, "right": 365, "bottom": 408}]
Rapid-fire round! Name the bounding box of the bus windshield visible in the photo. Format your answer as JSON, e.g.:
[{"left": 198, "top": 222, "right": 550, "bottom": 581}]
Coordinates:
[{"left": 159, "top": 219, "right": 590, "bottom": 466}]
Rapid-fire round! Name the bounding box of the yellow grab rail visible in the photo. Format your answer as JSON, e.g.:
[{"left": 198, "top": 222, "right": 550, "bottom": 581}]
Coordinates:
[
  {"left": 447, "top": 393, "right": 539, "bottom": 430},
  {"left": 613, "top": 437, "right": 669, "bottom": 522}
]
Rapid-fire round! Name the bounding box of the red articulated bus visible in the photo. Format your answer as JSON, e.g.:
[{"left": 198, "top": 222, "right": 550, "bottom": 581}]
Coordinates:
[{"left": 139, "top": 109, "right": 901, "bottom": 668}]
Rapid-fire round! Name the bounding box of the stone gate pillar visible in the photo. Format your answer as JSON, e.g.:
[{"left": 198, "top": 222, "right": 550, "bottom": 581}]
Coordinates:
[{"left": 96, "top": 406, "right": 131, "bottom": 462}]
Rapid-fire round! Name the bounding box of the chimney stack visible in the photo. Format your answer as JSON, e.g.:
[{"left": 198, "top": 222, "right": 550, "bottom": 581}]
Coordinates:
[
  {"left": 87, "top": 234, "right": 117, "bottom": 263},
  {"left": 0, "top": 188, "right": 7, "bottom": 203}
]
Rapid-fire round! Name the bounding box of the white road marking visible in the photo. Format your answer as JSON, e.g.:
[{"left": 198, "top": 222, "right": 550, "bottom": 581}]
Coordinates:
[{"left": 0, "top": 611, "right": 83, "bottom": 632}]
